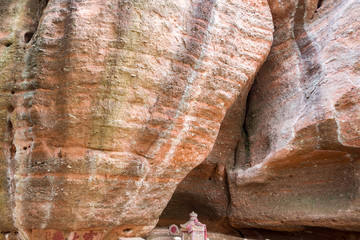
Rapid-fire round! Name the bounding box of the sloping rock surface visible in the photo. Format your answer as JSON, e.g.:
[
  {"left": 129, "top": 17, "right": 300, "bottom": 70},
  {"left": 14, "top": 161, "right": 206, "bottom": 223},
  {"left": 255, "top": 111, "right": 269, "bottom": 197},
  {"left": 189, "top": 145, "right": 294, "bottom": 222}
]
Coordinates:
[{"left": 0, "top": 0, "right": 273, "bottom": 239}]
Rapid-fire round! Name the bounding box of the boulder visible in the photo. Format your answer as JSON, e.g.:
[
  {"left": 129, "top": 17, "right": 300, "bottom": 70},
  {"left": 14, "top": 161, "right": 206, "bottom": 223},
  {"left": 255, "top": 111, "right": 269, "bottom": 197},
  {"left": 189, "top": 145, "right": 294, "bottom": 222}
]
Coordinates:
[{"left": 0, "top": 0, "right": 273, "bottom": 238}]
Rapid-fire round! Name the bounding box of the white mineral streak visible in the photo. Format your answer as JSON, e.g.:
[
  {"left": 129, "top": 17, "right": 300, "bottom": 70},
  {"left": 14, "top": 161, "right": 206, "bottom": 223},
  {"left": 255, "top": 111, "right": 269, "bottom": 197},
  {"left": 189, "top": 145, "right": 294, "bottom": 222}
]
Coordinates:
[
  {"left": 119, "top": 0, "right": 218, "bottom": 218},
  {"left": 40, "top": 176, "right": 57, "bottom": 229},
  {"left": 155, "top": 0, "right": 219, "bottom": 174},
  {"left": 88, "top": 154, "right": 98, "bottom": 183}
]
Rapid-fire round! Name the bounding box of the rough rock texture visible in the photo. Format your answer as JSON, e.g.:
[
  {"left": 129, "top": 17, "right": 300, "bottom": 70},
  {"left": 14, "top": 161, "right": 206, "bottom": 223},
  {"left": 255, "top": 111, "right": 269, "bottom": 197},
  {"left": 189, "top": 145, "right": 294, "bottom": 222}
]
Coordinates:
[
  {"left": 158, "top": 93, "right": 246, "bottom": 235},
  {"left": 228, "top": 0, "right": 360, "bottom": 233},
  {"left": 3, "top": 0, "right": 359, "bottom": 238},
  {"left": 0, "top": 0, "right": 273, "bottom": 239},
  {"left": 160, "top": 0, "right": 360, "bottom": 237},
  {"left": 0, "top": 0, "right": 50, "bottom": 234}
]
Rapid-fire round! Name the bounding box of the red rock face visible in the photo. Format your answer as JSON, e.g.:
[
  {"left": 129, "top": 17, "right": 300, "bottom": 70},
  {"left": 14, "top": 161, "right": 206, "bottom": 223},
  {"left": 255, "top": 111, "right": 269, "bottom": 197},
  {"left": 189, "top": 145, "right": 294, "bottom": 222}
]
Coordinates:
[
  {"left": 3, "top": 0, "right": 358, "bottom": 238},
  {"left": 158, "top": 93, "right": 247, "bottom": 235},
  {"left": 0, "top": 0, "right": 273, "bottom": 238},
  {"left": 228, "top": 0, "right": 360, "bottom": 232},
  {"left": 143, "top": 0, "right": 360, "bottom": 237}
]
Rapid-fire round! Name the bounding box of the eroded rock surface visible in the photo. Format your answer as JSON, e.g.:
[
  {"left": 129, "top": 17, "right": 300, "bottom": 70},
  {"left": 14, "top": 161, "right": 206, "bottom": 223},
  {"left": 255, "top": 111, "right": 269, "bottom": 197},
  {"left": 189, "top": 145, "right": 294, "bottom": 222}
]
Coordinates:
[
  {"left": 158, "top": 92, "right": 247, "bottom": 235},
  {"left": 0, "top": 0, "right": 273, "bottom": 239},
  {"left": 3, "top": 0, "right": 358, "bottom": 238},
  {"left": 229, "top": 0, "right": 360, "bottom": 232},
  {"left": 155, "top": 0, "right": 360, "bottom": 237}
]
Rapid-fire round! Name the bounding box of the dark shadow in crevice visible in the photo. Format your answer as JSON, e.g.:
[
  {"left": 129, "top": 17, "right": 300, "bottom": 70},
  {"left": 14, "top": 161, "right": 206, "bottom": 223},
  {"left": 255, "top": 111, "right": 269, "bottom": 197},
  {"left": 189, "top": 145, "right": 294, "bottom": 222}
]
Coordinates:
[
  {"left": 317, "top": 0, "right": 324, "bottom": 10},
  {"left": 24, "top": 32, "right": 35, "bottom": 43},
  {"left": 23, "top": 0, "right": 50, "bottom": 44},
  {"left": 239, "top": 76, "right": 255, "bottom": 169},
  {"left": 315, "top": 0, "right": 324, "bottom": 13},
  {"left": 4, "top": 41, "right": 12, "bottom": 47}
]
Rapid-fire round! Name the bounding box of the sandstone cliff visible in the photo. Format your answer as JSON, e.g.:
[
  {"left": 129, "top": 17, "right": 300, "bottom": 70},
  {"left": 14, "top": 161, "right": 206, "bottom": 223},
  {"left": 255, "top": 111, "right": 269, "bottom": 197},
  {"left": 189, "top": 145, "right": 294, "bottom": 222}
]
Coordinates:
[
  {"left": 161, "top": 0, "right": 360, "bottom": 238},
  {"left": 0, "top": 0, "right": 273, "bottom": 239},
  {"left": 1, "top": 0, "right": 359, "bottom": 239},
  {"left": 229, "top": 0, "right": 360, "bottom": 232}
]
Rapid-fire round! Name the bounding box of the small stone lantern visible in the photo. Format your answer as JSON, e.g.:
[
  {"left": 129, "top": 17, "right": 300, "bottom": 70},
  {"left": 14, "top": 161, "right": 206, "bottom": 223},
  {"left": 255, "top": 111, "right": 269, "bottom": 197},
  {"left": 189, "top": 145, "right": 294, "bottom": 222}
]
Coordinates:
[{"left": 180, "top": 212, "right": 207, "bottom": 240}]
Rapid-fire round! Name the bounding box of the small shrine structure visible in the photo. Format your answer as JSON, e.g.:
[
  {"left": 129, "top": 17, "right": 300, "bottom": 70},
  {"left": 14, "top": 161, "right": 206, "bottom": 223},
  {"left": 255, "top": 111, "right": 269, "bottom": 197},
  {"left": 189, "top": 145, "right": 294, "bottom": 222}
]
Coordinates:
[{"left": 180, "top": 212, "right": 207, "bottom": 240}]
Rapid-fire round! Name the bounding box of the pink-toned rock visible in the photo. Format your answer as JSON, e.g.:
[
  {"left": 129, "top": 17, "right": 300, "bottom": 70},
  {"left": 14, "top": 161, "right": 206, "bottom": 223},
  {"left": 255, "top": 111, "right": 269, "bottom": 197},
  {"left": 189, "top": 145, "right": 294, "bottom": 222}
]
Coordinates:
[
  {"left": 0, "top": 0, "right": 273, "bottom": 238},
  {"left": 228, "top": 0, "right": 360, "bottom": 232},
  {"left": 158, "top": 93, "right": 247, "bottom": 235}
]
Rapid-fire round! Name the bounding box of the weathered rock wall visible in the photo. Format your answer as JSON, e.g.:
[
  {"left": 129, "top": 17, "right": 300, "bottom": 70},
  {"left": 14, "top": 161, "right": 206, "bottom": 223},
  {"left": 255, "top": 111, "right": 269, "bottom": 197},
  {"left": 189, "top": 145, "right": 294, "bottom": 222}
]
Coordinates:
[
  {"left": 161, "top": 0, "right": 360, "bottom": 237},
  {"left": 228, "top": 0, "right": 360, "bottom": 232},
  {"left": 0, "top": 0, "right": 50, "bottom": 234},
  {"left": 3, "top": 0, "right": 358, "bottom": 238},
  {"left": 0, "top": 0, "right": 273, "bottom": 239},
  {"left": 158, "top": 91, "right": 247, "bottom": 235}
]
